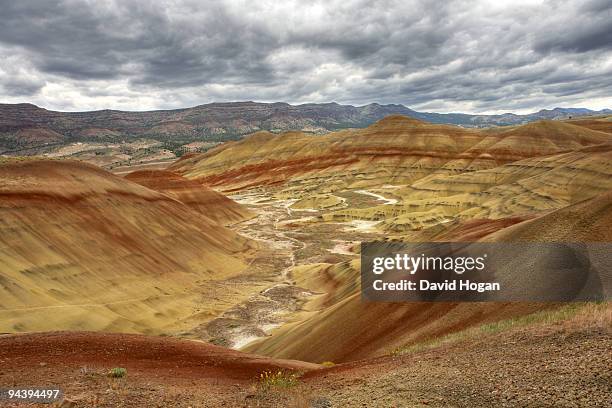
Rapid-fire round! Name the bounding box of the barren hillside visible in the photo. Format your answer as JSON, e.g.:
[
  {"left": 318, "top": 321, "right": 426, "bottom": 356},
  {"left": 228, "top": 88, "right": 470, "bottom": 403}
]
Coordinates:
[{"left": 0, "top": 159, "right": 258, "bottom": 333}]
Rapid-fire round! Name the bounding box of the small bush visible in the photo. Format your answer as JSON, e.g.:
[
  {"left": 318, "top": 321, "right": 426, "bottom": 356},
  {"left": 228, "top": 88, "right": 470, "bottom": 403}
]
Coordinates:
[
  {"left": 108, "top": 367, "right": 127, "bottom": 378},
  {"left": 320, "top": 361, "right": 335, "bottom": 367},
  {"left": 258, "top": 370, "right": 299, "bottom": 389}
]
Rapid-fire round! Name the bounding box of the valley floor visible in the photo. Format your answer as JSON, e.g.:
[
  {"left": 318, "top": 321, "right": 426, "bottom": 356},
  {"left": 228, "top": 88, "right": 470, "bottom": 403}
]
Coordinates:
[{"left": 199, "top": 190, "right": 383, "bottom": 349}]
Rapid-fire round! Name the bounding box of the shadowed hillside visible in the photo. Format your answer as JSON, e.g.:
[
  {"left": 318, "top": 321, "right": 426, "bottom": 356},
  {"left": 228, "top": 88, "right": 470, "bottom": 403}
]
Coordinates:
[{"left": 124, "top": 170, "right": 254, "bottom": 225}]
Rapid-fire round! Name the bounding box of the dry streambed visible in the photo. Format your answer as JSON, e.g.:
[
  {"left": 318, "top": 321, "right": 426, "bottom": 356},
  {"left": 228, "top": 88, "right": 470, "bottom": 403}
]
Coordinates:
[
  {"left": 199, "top": 189, "right": 393, "bottom": 350},
  {"left": 200, "top": 193, "right": 315, "bottom": 349}
]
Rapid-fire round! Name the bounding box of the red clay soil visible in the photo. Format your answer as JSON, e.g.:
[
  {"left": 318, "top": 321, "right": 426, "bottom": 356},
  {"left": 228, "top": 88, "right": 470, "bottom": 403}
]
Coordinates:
[
  {"left": 0, "top": 332, "right": 317, "bottom": 383},
  {"left": 1, "top": 319, "right": 609, "bottom": 408},
  {"left": 195, "top": 154, "right": 359, "bottom": 188},
  {"left": 0, "top": 332, "right": 319, "bottom": 407}
]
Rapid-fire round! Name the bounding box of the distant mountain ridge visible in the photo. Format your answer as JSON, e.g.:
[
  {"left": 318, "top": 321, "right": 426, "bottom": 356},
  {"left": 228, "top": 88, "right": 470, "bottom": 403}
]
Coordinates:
[{"left": 0, "top": 101, "right": 610, "bottom": 154}]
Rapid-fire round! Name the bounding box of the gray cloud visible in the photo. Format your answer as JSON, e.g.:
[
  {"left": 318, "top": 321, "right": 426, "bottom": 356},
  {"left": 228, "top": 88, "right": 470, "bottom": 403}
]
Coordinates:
[{"left": 0, "top": 0, "right": 610, "bottom": 113}]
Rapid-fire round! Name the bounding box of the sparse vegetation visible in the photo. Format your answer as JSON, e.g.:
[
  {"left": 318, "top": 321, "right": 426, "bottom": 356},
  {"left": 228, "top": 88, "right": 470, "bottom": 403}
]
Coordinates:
[
  {"left": 258, "top": 369, "right": 299, "bottom": 389},
  {"left": 108, "top": 367, "right": 127, "bottom": 378},
  {"left": 390, "top": 302, "right": 609, "bottom": 356}
]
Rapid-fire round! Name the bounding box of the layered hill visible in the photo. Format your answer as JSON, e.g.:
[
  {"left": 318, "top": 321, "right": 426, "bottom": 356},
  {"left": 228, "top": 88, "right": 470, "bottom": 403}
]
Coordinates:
[
  {"left": 359, "top": 142, "right": 612, "bottom": 232},
  {"left": 173, "top": 115, "right": 612, "bottom": 244},
  {"left": 483, "top": 190, "right": 612, "bottom": 242},
  {"left": 171, "top": 117, "right": 611, "bottom": 196},
  {"left": 170, "top": 115, "right": 491, "bottom": 191},
  {"left": 124, "top": 170, "right": 253, "bottom": 225},
  {"left": 0, "top": 159, "right": 256, "bottom": 333}
]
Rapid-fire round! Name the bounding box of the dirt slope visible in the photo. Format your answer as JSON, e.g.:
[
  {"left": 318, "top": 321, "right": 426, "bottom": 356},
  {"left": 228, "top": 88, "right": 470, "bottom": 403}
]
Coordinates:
[
  {"left": 124, "top": 169, "right": 253, "bottom": 225},
  {"left": 304, "top": 304, "right": 611, "bottom": 408}
]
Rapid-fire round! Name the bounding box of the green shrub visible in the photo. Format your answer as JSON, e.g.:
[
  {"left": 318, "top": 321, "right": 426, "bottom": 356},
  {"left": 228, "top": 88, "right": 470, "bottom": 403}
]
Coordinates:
[{"left": 108, "top": 367, "right": 127, "bottom": 378}]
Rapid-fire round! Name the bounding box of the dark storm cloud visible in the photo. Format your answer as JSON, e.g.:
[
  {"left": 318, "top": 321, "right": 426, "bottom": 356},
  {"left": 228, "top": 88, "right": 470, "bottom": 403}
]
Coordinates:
[
  {"left": 0, "top": 1, "right": 270, "bottom": 84},
  {"left": 0, "top": 74, "right": 44, "bottom": 97},
  {"left": 0, "top": 0, "right": 610, "bottom": 112},
  {"left": 534, "top": 0, "right": 612, "bottom": 53}
]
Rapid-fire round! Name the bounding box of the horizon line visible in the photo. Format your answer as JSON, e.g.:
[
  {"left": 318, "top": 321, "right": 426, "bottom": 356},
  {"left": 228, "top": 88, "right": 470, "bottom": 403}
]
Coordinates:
[{"left": 1, "top": 100, "right": 610, "bottom": 117}]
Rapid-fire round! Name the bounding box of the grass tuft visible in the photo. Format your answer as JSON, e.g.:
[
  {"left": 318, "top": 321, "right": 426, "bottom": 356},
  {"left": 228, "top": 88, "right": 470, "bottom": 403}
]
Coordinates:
[
  {"left": 258, "top": 369, "right": 299, "bottom": 389},
  {"left": 108, "top": 367, "right": 127, "bottom": 378},
  {"left": 390, "top": 302, "right": 609, "bottom": 356}
]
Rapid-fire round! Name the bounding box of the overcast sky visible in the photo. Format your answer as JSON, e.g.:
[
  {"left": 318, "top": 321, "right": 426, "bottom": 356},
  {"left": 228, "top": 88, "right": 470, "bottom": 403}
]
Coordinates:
[{"left": 0, "top": 0, "right": 611, "bottom": 113}]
